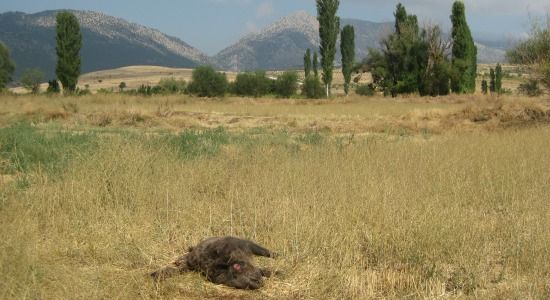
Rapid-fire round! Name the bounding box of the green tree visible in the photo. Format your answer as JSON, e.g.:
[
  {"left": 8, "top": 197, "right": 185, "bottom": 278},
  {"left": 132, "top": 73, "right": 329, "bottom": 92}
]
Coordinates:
[
  {"left": 158, "top": 77, "right": 186, "bottom": 94},
  {"left": 0, "top": 42, "right": 15, "bottom": 90},
  {"left": 316, "top": 0, "right": 340, "bottom": 97},
  {"left": 394, "top": 3, "right": 408, "bottom": 35},
  {"left": 56, "top": 11, "right": 82, "bottom": 93},
  {"left": 119, "top": 82, "right": 127, "bottom": 92},
  {"left": 419, "top": 25, "right": 451, "bottom": 96},
  {"left": 302, "top": 75, "right": 324, "bottom": 98},
  {"left": 304, "top": 49, "right": 312, "bottom": 78},
  {"left": 275, "top": 71, "right": 298, "bottom": 98},
  {"left": 340, "top": 25, "right": 355, "bottom": 96},
  {"left": 363, "top": 5, "right": 451, "bottom": 97},
  {"left": 481, "top": 79, "right": 488, "bottom": 94},
  {"left": 21, "top": 69, "right": 45, "bottom": 94},
  {"left": 489, "top": 68, "right": 496, "bottom": 93},
  {"left": 374, "top": 4, "right": 428, "bottom": 96},
  {"left": 232, "top": 71, "right": 272, "bottom": 97},
  {"left": 361, "top": 49, "right": 386, "bottom": 94},
  {"left": 187, "top": 66, "right": 228, "bottom": 97},
  {"left": 450, "top": 1, "right": 477, "bottom": 94},
  {"left": 507, "top": 17, "right": 550, "bottom": 91},
  {"left": 312, "top": 52, "right": 319, "bottom": 77},
  {"left": 495, "top": 63, "right": 503, "bottom": 94}
]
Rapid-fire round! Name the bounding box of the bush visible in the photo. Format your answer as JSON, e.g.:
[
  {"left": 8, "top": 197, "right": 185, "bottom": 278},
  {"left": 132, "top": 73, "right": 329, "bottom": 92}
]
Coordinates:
[
  {"left": 97, "top": 88, "right": 114, "bottom": 94},
  {"left": 518, "top": 79, "right": 544, "bottom": 97},
  {"left": 133, "top": 84, "right": 163, "bottom": 96},
  {"left": 275, "top": 71, "right": 298, "bottom": 98},
  {"left": 158, "top": 77, "right": 186, "bottom": 94},
  {"left": 302, "top": 75, "right": 324, "bottom": 98},
  {"left": 47, "top": 79, "right": 61, "bottom": 94},
  {"left": 137, "top": 84, "right": 153, "bottom": 96},
  {"left": 232, "top": 71, "right": 273, "bottom": 97},
  {"left": 356, "top": 84, "right": 376, "bottom": 96},
  {"left": 21, "top": 69, "right": 45, "bottom": 94},
  {"left": 76, "top": 87, "right": 91, "bottom": 96},
  {"left": 187, "top": 66, "right": 228, "bottom": 97}
]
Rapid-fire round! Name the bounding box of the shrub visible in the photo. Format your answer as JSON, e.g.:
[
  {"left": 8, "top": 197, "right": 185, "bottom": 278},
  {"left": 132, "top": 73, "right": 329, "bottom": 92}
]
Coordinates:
[
  {"left": 187, "top": 66, "right": 228, "bottom": 97},
  {"left": 232, "top": 71, "right": 273, "bottom": 97},
  {"left": 46, "top": 79, "right": 61, "bottom": 94},
  {"left": 76, "top": 87, "right": 91, "bottom": 96},
  {"left": 302, "top": 75, "right": 324, "bottom": 98},
  {"left": 481, "top": 80, "right": 488, "bottom": 95},
  {"left": 97, "top": 88, "right": 114, "bottom": 94},
  {"left": 21, "top": 69, "right": 45, "bottom": 94},
  {"left": 137, "top": 84, "right": 153, "bottom": 96},
  {"left": 158, "top": 77, "right": 186, "bottom": 94},
  {"left": 275, "top": 71, "right": 298, "bottom": 98},
  {"left": 518, "top": 80, "right": 544, "bottom": 97},
  {"left": 356, "top": 84, "right": 375, "bottom": 96}
]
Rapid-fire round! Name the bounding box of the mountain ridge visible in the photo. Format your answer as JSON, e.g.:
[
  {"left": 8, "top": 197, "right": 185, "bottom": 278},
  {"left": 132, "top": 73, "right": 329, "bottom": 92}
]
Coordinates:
[
  {"left": 214, "top": 11, "right": 505, "bottom": 71},
  {"left": 0, "top": 9, "right": 506, "bottom": 78},
  {"left": 0, "top": 10, "right": 210, "bottom": 79}
]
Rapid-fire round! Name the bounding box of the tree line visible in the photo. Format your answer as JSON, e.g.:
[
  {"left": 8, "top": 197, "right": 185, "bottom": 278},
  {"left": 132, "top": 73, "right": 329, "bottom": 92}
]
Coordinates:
[
  {"left": 1, "top": 4, "right": 548, "bottom": 97},
  {"left": 310, "top": 1, "right": 479, "bottom": 98}
]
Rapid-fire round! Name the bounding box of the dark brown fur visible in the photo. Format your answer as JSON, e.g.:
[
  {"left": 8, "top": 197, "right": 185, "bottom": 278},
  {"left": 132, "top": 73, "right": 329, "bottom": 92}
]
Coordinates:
[{"left": 151, "top": 237, "right": 275, "bottom": 289}]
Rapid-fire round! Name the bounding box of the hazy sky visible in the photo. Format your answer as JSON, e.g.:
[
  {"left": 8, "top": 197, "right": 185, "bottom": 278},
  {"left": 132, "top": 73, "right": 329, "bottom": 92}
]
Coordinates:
[{"left": 1, "top": 0, "right": 548, "bottom": 54}]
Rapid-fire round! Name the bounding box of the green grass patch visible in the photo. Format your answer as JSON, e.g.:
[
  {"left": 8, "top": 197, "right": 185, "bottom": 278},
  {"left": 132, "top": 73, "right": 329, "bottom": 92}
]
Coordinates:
[
  {"left": 0, "top": 122, "right": 96, "bottom": 178},
  {"left": 162, "top": 127, "right": 230, "bottom": 159}
]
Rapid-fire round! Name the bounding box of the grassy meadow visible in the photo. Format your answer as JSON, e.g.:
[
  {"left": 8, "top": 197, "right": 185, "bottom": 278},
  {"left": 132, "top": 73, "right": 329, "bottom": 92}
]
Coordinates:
[{"left": 1, "top": 93, "right": 550, "bottom": 299}]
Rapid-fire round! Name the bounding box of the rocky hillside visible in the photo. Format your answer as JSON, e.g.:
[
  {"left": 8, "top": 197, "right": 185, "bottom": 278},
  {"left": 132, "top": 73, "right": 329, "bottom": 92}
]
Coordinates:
[
  {"left": 0, "top": 10, "right": 506, "bottom": 77},
  {"left": 214, "top": 11, "right": 505, "bottom": 71},
  {"left": 213, "top": 11, "right": 390, "bottom": 71},
  {"left": 0, "top": 10, "right": 210, "bottom": 79}
]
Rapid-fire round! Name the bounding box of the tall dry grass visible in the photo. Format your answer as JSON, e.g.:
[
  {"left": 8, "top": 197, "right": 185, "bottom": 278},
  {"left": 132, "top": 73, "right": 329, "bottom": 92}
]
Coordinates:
[{"left": 1, "top": 126, "right": 549, "bottom": 299}]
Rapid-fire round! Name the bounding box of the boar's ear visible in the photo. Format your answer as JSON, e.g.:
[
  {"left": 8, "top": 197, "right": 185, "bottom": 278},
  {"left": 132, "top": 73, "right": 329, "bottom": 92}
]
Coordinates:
[{"left": 246, "top": 241, "right": 273, "bottom": 258}]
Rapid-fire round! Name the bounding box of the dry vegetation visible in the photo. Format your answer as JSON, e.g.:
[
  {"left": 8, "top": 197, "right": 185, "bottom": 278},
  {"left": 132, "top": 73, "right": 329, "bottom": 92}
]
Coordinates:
[{"left": 1, "top": 92, "right": 550, "bottom": 299}]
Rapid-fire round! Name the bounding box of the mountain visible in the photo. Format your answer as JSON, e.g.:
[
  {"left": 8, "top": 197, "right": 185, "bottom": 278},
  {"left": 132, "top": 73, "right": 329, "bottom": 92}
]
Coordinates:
[
  {"left": 213, "top": 11, "right": 391, "bottom": 71},
  {"left": 214, "top": 11, "right": 506, "bottom": 71},
  {"left": 213, "top": 12, "right": 320, "bottom": 71},
  {"left": 0, "top": 10, "right": 210, "bottom": 79},
  {"left": 475, "top": 43, "right": 506, "bottom": 64},
  {"left": 0, "top": 10, "right": 507, "bottom": 78}
]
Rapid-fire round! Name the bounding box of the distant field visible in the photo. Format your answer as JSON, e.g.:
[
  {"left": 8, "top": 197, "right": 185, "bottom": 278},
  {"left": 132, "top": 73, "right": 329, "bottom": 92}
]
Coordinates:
[{"left": 1, "top": 93, "right": 549, "bottom": 299}]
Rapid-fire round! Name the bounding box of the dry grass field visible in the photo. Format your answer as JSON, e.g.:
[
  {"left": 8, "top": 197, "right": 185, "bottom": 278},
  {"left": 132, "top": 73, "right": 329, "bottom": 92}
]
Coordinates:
[{"left": 1, "top": 92, "right": 550, "bottom": 299}]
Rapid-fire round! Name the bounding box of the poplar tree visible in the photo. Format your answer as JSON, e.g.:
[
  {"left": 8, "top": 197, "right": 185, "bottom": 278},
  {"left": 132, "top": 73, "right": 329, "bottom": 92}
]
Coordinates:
[
  {"left": 495, "top": 63, "right": 503, "bottom": 94},
  {"left": 56, "top": 11, "right": 82, "bottom": 93},
  {"left": 489, "top": 68, "right": 496, "bottom": 93},
  {"left": 481, "top": 79, "right": 488, "bottom": 94},
  {"left": 304, "top": 49, "right": 312, "bottom": 78},
  {"left": 450, "top": 1, "right": 477, "bottom": 94},
  {"left": 340, "top": 25, "right": 355, "bottom": 95},
  {"left": 0, "top": 42, "right": 15, "bottom": 90},
  {"left": 316, "top": 0, "right": 340, "bottom": 97},
  {"left": 313, "top": 52, "right": 319, "bottom": 77}
]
